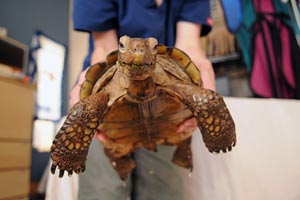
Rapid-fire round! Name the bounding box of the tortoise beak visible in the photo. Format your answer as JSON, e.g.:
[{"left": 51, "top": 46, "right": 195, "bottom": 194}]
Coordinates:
[{"left": 133, "top": 53, "right": 144, "bottom": 65}]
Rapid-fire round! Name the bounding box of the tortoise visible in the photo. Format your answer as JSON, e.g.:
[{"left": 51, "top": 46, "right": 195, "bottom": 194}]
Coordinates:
[{"left": 50, "top": 35, "right": 236, "bottom": 179}]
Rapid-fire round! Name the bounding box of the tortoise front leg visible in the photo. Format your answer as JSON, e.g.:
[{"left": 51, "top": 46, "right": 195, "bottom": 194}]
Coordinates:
[
  {"left": 180, "top": 86, "right": 236, "bottom": 153},
  {"left": 50, "top": 92, "right": 109, "bottom": 177}
]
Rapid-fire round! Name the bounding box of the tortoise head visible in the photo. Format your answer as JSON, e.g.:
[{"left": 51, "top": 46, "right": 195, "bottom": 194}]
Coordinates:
[{"left": 118, "top": 35, "right": 157, "bottom": 80}]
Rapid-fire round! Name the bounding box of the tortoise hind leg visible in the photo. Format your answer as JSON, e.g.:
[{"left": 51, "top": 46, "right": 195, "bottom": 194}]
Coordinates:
[
  {"left": 104, "top": 148, "right": 136, "bottom": 180},
  {"left": 172, "top": 137, "right": 193, "bottom": 171},
  {"left": 50, "top": 92, "right": 109, "bottom": 177}
]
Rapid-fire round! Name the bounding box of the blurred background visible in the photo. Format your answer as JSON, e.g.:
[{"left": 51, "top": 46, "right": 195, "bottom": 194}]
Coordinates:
[{"left": 0, "top": 0, "right": 300, "bottom": 200}]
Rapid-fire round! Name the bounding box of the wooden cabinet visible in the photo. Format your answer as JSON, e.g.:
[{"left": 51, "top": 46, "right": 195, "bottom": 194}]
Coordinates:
[{"left": 0, "top": 76, "right": 35, "bottom": 200}]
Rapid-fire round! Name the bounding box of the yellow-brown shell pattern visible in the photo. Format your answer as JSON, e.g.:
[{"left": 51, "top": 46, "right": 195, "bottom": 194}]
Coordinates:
[
  {"left": 157, "top": 44, "right": 202, "bottom": 87},
  {"left": 80, "top": 51, "right": 118, "bottom": 99}
]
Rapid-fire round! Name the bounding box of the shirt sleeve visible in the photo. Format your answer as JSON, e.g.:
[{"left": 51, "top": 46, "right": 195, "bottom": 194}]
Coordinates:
[
  {"left": 73, "top": 0, "right": 118, "bottom": 32},
  {"left": 178, "top": 0, "right": 211, "bottom": 35}
]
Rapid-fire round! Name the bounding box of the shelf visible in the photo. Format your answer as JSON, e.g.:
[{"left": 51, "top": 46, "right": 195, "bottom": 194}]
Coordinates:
[{"left": 209, "top": 52, "right": 240, "bottom": 64}]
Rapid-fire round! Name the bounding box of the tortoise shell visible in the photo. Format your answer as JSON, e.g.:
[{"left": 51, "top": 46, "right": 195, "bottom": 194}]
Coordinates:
[
  {"left": 80, "top": 42, "right": 202, "bottom": 100},
  {"left": 51, "top": 36, "right": 236, "bottom": 179}
]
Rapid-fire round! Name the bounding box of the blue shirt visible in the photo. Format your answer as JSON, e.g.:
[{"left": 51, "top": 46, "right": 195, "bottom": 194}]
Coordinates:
[{"left": 73, "top": 0, "right": 211, "bottom": 69}]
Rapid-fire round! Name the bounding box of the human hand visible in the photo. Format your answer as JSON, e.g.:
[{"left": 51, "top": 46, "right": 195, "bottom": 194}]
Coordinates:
[
  {"left": 94, "top": 129, "right": 108, "bottom": 143},
  {"left": 69, "top": 68, "right": 89, "bottom": 108},
  {"left": 194, "top": 58, "right": 216, "bottom": 91},
  {"left": 177, "top": 117, "right": 198, "bottom": 134},
  {"left": 177, "top": 45, "right": 216, "bottom": 91}
]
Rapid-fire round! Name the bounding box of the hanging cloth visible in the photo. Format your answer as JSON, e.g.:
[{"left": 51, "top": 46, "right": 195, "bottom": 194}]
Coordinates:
[
  {"left": 250, "top": 0, "right": 300, "bottom": 99},
  {"left": 235, "top": 0, "right": 295, "bottom": 71}
]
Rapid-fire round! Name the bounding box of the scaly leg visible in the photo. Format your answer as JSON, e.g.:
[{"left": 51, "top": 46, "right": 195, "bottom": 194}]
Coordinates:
[
  {"left": 172, "top": 137, "right": 193, "bottom": 170},
  {"left": 50, "top": 92, "right": 109, "bottom": 177},
  {"left": 104, "top": 148, "right": 136, "bottom": 180},
  {"left": 176, "top": 84, "right": 236, "bottom": 153}
]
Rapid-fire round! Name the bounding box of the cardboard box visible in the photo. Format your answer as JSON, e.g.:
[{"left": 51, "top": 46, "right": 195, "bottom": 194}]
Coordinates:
[{"left": 0, "top": 76, "right": 35, "bottom": 200}]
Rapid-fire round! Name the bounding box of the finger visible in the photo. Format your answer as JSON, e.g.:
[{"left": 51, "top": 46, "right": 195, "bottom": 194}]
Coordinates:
[
  {"left": 69, "top": 69, "right": 89, "bottom": 108},
  {"left": 93, "top": 129, "right": 108, "bottom": 143},
  {"left": 177, "top": 117, "right": 198, "bottom": 133},
  {"left": 69, "top": 84, "right": 81, "bottom": 108},
  {"left": 201, "top": 68, "right": 216, "bottom": 91},
  {"left": 193, "top": 57, "right": 216, "bottom": 92}
]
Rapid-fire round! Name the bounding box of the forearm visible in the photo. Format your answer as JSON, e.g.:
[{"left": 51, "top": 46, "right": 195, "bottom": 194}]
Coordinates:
[
  {"left": 175, "top": 22, "right": 206, "bottom": 61},
  {"left": 90, "top": 29, "right": 119, "bottom": 65},
  {"left": 175, "top": 21, "right": 215, "bottom": 91},
  {"left": 69, "top": 29, "right": 119, "bottom": 108}
]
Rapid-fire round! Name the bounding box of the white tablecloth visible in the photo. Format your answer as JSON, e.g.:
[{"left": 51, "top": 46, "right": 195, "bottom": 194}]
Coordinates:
[
  {"left": 46, "top": 97, "right": 300, "bottom": 200},
  {"left": 180, "top": 97, "right": 300, "bottom": 200}
]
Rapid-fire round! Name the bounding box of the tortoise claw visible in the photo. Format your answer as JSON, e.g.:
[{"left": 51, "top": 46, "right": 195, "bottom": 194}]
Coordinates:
[
  {"left": 233, "top": 141, "right": 236, "bottom": 147},
  {"left": 120, "top": 175, "right": 128, "bottom": 181},
  {"left": 209, "top": 142, "right": 235, "bottom": 154},
  {"left": 50, "top": 147, "right": 88, "bottom": 178},
  {"left": 207, "top": 141, "right": 236, "bottom": 154},
  {"left": 68, "top": 170, "right": 73, "bottom": 176},
  {"left": 59, "top": 169, "right": 65, "bottom": 178},
  {"left": 49, "top": 92, "right": 108, "bottom": 178},
  {"left": 50, "top": 164, "right": 57, "bottom": 174},
  {"left": 51, "top": 162, "right": 86, "bottom": 177}
]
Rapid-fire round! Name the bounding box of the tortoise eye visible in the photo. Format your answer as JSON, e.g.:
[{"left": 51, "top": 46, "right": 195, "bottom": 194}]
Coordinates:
[
  {"left": 151, "top": 44, "right": 157, "bottom": 54},
  {"left": 147, "top": 37, "right": 158, "bottom": 53},
  {"left": 152, "top": 44, "right": 157, "bottom": 51},
  {"left": 119, "top": 42, "right": 125, "bottom": 49},
  {"left": 119, "top": 42, "right": 126, "bottom": 53}
]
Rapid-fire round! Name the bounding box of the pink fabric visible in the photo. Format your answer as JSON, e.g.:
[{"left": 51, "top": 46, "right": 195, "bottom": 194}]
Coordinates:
[
  {"left": 281, "top": 25, "right": 295, "bottom": 88},
  {"left": 251, "top": 29, "right": 273, "bottom": 97},
  {"left": 253, "top": 0, "right": 274, "bottom": 13},
  {"left": 250, "top": 0, "right": 298, "bottom": 98}
]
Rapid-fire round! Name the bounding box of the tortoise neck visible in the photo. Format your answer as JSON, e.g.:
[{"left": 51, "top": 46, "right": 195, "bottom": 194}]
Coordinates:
[{"left": 127, "top": 77, "right": 156, "bottom": 100}]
